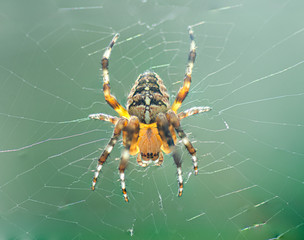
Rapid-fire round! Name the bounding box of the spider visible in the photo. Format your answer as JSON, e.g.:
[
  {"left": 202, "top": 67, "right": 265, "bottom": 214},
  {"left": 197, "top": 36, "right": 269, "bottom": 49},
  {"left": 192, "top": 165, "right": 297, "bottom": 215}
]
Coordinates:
[{"left": 90, "top": 27, "right": 211, "bottom": 202}]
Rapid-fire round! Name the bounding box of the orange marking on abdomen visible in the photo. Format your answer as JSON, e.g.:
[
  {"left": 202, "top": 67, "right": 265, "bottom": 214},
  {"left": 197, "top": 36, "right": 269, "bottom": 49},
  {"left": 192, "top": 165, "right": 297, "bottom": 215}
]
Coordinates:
[{"left": 138, "top": 126, "right": 162, "bottom": 161}]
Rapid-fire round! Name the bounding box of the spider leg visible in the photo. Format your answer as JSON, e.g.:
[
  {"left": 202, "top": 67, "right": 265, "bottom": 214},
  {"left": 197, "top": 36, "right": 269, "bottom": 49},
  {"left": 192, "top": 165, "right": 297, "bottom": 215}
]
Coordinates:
[
  {"left": 92, "top": 118, "right": 127, "bottom": 190},
  {"left": 89, "top": 113, "right": 119, "bottom": 125},
  {"left": 119, "top": 116, "right": 140, "bottom": 202},
  {"left": 171, "top": 27, "right": 196, "bottom": 113},
  {"left": 167, "top": 110, "right": 199, "bottom": 175},
  {"left": 156, "top": 113, "right": 183, "bottom": 197},
  {"left": 178, "top": 106, "right": 211, "bottom": 120},
  {"left": 119, "top": 148, "right": 129, "bottom": 202},
  {"left": 102, "top": 34, "right": 130, "bottom": 119}
]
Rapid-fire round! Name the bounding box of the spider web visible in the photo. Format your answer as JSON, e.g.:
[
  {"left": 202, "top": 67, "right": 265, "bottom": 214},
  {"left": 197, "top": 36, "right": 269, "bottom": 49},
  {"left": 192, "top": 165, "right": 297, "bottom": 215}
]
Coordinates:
[{"left": 1, "top": 0, "right": 304, "bottom": 239}]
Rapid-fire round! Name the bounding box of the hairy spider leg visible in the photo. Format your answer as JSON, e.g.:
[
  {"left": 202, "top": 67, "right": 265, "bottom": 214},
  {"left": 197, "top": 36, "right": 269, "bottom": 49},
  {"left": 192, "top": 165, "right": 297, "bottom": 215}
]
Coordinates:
[
  {"left": 156, "top": 113, "right": 183, "bottom": 197},
  {"left": 119, "top": 116, "right": 140, "bottom": 202},
  {"left": 92, "top": 118, "right": 127, "bottom": 191},
  {"left": 171, "top": 27, "right": 196, "bottom": 113},
  {"left": 167, "top": 110, "right": 199, "bottom": 175},
  {"left": 178, "top": 106, "right": 212, "bottom": 120},
  {"left": 102, "top": 34, "right": 130, "bottom": 119},
  {"left": 89, "top": 113, "right": 119, "bottom": 125}
]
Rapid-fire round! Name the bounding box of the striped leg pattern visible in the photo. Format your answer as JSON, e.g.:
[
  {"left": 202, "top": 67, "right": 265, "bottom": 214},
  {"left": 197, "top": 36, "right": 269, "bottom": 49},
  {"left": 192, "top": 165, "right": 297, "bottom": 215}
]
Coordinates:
[
  {"left": 89, "top": 113, "right": 119, "bottom": 125},
  {"left": 102, "top": 34, "right": 130, "bottom": 119},
  {"left": 119, "top": 149, "right": 130, "bottom": 202},
  {"left": 92, "top": 118, "right": 127, "bottom": 191},
  {"left": 156, "top": 113, "right": 183, "bottom": 197},
  {"left": 178, "top": 106, "right": 212, "bottom": 120},
  {"left": 171, "top": 27, "right": 196, "bottom": 113},
  {"left": 167, "top": 110, "right": 199, "bottom": 175},
  {"left": 119, "top": 116, "right": 140, "bottom": 202}
]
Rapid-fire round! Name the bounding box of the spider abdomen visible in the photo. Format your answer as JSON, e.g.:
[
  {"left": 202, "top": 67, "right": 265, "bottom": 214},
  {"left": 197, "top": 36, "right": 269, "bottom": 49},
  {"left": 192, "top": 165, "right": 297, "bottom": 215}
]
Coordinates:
[{"left": 127, "top": 71, "right": 169, "bottom": 124}]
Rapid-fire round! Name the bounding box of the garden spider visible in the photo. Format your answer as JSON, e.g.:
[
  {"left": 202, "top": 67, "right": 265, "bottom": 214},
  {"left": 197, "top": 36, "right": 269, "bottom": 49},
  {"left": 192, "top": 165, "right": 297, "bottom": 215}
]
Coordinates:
[{"left": 90, "top": 27, "right": 211, "bottom": 202}]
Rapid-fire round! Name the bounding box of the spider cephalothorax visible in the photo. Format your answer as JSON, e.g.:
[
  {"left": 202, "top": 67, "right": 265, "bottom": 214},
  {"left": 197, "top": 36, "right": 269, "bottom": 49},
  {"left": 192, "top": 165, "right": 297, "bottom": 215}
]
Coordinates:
[{"left": 90, "top": 27, "right": 211, "bottom": 202}]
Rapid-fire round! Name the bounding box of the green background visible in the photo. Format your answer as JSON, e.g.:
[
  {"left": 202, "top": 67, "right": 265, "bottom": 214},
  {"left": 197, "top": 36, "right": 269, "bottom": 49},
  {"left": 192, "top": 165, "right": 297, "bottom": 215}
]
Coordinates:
[{"left": 1, "top": 0, "right": 304, "bottom": 239}]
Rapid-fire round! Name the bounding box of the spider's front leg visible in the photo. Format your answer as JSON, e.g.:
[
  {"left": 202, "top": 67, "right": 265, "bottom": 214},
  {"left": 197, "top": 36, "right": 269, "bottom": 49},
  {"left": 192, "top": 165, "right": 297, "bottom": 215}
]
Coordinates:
[
  {"left": 156, "top": 113, "right": 184, "bottom": 197},
  {"left": 92, "top": 118, "right": 127, "bottom": 190},
  {"left": 171, "top": 27, "right": 196, "bottom": 113},
  {"left": 119, "top": 116, "right": 140, "bottom": 202},
  {"left": 101, "top": 34, "right": 130, "bottom": 119}
]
